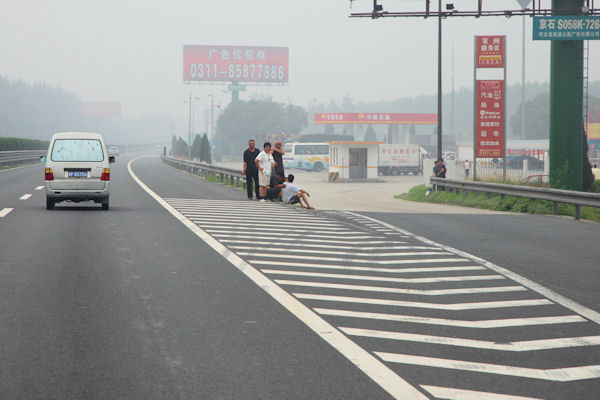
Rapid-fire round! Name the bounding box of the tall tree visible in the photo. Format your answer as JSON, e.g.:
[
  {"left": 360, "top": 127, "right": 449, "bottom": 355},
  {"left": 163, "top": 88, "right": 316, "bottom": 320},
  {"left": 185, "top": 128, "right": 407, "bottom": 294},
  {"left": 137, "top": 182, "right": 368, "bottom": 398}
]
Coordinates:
[
  {"left": 200, "top": 133, "right": 211, "bottom": 163},
  {"left": 190, "top": 134, "right": 202, "bottom": 159},
  {"left": 364, "top": 125, "right": 377, "bottom": 141}
]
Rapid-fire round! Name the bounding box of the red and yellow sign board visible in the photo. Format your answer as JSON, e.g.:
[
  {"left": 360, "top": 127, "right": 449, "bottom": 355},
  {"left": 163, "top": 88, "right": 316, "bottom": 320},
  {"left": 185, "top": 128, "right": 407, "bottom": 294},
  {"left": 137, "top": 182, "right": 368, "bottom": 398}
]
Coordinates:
[
  {"left": 475, "top": 80, "right": 504, "bottom": 158},
  {"left": 476, "top": 35, "right": 505, "bottom": 68},
  {"left": 315, "top": 113, "right": 437, "bottom": 124}
]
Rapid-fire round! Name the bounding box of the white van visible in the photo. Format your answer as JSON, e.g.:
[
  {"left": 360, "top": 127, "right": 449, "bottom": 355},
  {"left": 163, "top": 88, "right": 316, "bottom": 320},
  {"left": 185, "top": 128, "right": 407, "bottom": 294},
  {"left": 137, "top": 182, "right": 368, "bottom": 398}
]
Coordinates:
[{"left": 42, "top": 132, "right": 115, "bottom": 210}]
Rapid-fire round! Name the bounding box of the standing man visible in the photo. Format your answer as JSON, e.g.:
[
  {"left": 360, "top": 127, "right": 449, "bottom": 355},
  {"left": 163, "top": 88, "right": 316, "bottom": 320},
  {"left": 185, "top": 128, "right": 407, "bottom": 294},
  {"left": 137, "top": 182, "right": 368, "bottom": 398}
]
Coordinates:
[
  {"left": 243, "top": 139, "right": 260, "bottom": 200},
  {"left": 271, "top": 140, "right": 285, "bottom": 180},
  {"left": 255, "top": 142, "right": 275, "bottom": 202},
  {"left": 464, "top": 159, "right": 471, "bottom": 179}
]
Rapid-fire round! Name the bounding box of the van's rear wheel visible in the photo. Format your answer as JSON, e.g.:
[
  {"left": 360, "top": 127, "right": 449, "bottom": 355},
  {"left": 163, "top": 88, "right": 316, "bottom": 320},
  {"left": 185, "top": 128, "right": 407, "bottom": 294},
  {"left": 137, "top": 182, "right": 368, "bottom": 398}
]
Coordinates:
[
  {"left": 46, "top": 197, "right": 54, "bottom": 210},
  {"left": 101, "top": 198, "right": 109, "bottom": 210}
]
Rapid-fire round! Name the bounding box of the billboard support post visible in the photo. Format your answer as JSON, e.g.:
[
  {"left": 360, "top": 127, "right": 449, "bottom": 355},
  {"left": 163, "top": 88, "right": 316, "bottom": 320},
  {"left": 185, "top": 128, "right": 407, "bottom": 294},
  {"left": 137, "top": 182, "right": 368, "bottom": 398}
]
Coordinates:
[
  {"left": 473, "top": 37, "right": 477, "bottom": 181},
  {"left": 437, "top": 0, "right": 443, "bottom": 161},
  {"left": 549, "top": 0, "right": 584, "bottom": 191}
]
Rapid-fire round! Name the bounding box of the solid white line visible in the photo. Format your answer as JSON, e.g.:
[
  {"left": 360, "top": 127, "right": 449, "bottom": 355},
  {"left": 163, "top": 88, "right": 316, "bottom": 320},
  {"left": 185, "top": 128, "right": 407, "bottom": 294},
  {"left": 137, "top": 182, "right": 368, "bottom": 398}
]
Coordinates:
[
  {"left": 219, "top": 236, "right": 401, "bottom": 245},
  {"left": 19, "top": 194, "right": 32, "bottom": 200},
  {"left": 0, "top": 208, "right": 14, "bottom": 217},
  {"left": 207, "top": 231, "right": 383, "bottom": 240},
  {"left": 341, "top": 327, "right": 600, "bottom": 351},
  {"left": 235, "top": 246, "right": 448, "bottom": 257},
  {"left": 225, "top": 241, "right": 415, "bottom": 250},
  {"left": 276, "top": 280, "right": 526, "bottom": 296},
  {"left": 240, "top": 253, "right": 468, "bottom": 264},
  {"left": 376, "top": 352, "right": 600, "bottom": 382},
  {"left": 188, "top": 218, "right": 348, "bottom": 230},
  {"left": 294, "top": 293, "right": 552, "bottom": 310},
  {"left": 0, "top": 163, "right": 40, "bottom": 173},
  {"left": 420, "top": 385, "right": 544, "bottom": 400},
  {"left": 262, "top": 269, "right": 505, "bottom": 284},
  {"left": 35, "top": 185, "right": 44, "bottom": 190},
  {"left": 349, "top": 212, "right": 600, "bottom": 325},
  {"left": 315, "top": 308, "right": 586, "bottom": 328},
  {"left": 131, "top": 157, "right": 428, "bottom": 399},
  {"left": 252, "top": 260, "right": 484, "bottom": 274}
]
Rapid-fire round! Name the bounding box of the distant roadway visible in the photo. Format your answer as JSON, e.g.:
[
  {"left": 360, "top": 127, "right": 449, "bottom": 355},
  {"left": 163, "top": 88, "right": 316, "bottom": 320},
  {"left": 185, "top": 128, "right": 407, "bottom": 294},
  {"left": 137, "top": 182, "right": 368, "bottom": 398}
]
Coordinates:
[{"left": 1, "top": 153, "right": 598, "bottom": 399}]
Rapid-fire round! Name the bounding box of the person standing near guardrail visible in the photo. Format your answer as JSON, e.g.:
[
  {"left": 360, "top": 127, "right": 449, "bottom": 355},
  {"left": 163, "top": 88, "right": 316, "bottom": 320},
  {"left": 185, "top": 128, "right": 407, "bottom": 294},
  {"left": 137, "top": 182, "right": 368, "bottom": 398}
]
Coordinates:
[
  {"left": 272, "top": 140, "right": 285, "bottom": 179},
  {"left": 464, "top": 159, "right": 471, "bottom": 179},
  {"left": 243, "top": 139, "right": 260, "bottom": 200},
  {"left": 255, "top": 142, "right": 276, "bottom": 202}
]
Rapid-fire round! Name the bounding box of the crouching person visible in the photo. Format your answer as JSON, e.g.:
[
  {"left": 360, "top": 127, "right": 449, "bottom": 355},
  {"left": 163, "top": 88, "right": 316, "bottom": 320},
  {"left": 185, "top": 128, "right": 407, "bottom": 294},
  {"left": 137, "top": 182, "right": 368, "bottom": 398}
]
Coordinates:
[
  {"left": 266, "top": 174, "right": 285, "bottom": 201},
  {"left": 282, "top": 174, "right": 314, "bottom": 209}
]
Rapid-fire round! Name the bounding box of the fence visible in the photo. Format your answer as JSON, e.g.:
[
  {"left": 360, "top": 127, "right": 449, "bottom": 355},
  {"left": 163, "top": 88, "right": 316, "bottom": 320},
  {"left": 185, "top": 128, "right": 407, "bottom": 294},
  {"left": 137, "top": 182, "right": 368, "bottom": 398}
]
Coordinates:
[
  {"left": 472, "top": 149, "right": 547, "bottom": 182},
  {"left": 431, "top": 177, "right": 600, "bottom": 220},
  {"left": 161, "top": 156, "right": 246, "bottom": 188},
  {"left": 0, "top": 150, "right": 46, "bottom": 168}
]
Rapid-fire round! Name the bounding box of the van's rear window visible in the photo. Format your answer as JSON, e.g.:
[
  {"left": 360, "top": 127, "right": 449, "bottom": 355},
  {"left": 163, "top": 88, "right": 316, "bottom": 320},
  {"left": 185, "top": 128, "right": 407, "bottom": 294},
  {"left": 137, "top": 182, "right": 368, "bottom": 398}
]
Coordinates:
[{"left": 51, "top": 139, "right": 104, "bottom": 162}]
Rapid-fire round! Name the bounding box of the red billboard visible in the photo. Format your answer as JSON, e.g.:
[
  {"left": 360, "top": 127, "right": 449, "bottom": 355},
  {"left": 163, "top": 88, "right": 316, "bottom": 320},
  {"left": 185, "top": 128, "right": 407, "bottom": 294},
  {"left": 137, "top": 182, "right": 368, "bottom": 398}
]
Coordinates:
[
  {"left": 183, "top": 45, "right": 289, "bottom": 83},
  {"left": 475, "top": 80, "right": 504, "bottom": 158},
  {"left": 315, "top": 113, "right": 437, "bottom": 124},
  {"left": 476, "top": 35, "right": 505, "bottom": 68}
]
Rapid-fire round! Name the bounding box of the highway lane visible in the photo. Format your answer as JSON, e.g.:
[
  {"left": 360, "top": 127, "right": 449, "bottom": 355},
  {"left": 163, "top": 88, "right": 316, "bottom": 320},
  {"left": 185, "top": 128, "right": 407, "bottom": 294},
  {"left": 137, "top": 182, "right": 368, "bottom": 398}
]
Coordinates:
[
  {"left": 2, "top": 154, "right": 600, "bottom": 399},
  {"left": 0, "top": 154, "right": 392, "bottom": 400}
]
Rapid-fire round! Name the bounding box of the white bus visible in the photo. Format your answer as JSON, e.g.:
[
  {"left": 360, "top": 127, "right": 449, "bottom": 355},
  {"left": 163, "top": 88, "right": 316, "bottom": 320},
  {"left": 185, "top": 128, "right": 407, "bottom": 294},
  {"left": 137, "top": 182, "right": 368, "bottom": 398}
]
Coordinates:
[{"left": 282, "top": 142, "right": 329, "bottom": 172}]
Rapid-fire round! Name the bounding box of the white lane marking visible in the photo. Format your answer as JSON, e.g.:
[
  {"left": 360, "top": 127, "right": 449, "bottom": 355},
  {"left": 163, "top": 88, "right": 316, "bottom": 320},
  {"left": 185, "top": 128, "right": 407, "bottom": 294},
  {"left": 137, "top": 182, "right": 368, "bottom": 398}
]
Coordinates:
[
  {"left": 207, "top": 230, "right": 384, "bottom": 240},
  {"left": 316, "top": 308, "right": 586, "bottom": 328},
  {"left": 19, "top": 194, "right": 32, "bottom": 200},
  {"left": 252, "top": 260, "right": 484, "bottom": 274},
  {"left": 376, "top": 352, "right": 600, "bottom": 382},
  {"left": 188, "top": 218, "right": 348, "bottom": 230},
  {"left": 349, "top": 212, "right": 600, "bottom": 325},
  {"left": 199, "top": 225, "right": 358, "bottom": 234},
  {"left": 342, "top": 327, "right": 600, "bottom": 351},
  {"left": 235, "top": 247, "right": 448, "bottom": 257},
  {"left": 179, "top": 211, "right": 337, "bottom": 223},
  {"left": 420, "top": 385, "right": 544, "bottom": 400},
  {"left": 215, "top": 235, "right": 396, "bottom": 244},
  {"left": 0, "top": 208, "right": 14, "bottom": 217},
  {"left": 275, "top": 280, "right": 526, "bottom": 296},
  {"left": 294, "top": 293, "right": 552, "bottom": 310},
  {"left": 262, "top": 269, "right": 505, "bottom": 284},
  {"left": 35, "top": 185, "right": 44, "bottom": 190},
  {"left": 130, "top": 157, "right": 428, "bottom": 400},
  {"left": 0, "top": 163, "right": 40, "bottom": 173},
  {"left": 226, "top": 241, "right": 417, "bottom": 250},
  {"left": 241, "top": 253, "right": 469, "bottom": 265}
]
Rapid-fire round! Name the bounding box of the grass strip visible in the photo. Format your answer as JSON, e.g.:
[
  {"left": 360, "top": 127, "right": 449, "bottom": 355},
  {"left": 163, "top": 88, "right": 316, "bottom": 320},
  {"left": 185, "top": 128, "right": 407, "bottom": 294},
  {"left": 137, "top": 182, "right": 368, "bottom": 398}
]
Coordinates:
[{"left": 398, "top": 184, "right": 600, "bottom": 223}]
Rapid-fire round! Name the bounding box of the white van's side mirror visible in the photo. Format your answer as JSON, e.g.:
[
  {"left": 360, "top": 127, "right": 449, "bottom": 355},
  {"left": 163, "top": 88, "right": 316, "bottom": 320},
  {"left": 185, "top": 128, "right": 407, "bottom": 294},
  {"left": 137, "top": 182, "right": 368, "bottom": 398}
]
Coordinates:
[
  {"left": 40, "top": 156, "right": 46, "bottom": 163},
  {"left": 109, "top": 156, "right": 116, "bottom": 163}
]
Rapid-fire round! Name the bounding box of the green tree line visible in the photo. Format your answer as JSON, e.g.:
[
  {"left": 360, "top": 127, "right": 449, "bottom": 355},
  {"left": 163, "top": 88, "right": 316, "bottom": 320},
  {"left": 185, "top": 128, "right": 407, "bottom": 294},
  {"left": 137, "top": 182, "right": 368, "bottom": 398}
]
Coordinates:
[{"left": 0, "top": 137, "right": 49, "bottom": 151}]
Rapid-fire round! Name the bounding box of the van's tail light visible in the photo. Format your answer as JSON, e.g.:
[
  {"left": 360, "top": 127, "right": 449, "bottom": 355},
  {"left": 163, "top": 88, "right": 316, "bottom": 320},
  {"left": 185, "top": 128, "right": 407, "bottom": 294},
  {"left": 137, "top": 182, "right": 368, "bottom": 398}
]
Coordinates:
[
  {"left": 45, "top": 168, "right": 54, "bottom": 180},
  {"left": 101, "top": 168, "right": 110, "bottom": 181}
]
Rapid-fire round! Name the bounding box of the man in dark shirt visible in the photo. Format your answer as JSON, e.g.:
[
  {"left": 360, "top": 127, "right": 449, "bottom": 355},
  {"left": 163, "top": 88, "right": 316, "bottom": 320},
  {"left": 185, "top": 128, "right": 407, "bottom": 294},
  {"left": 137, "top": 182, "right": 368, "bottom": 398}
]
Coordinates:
[
  {"left": 266, "top": 173, "right": 285, "bottom": 201},
  {"left": 242, "top": 139, "right": 260, "bottom": 199},
  {"left": 272, "top": 140, "right": 285, "bottom": 179}
]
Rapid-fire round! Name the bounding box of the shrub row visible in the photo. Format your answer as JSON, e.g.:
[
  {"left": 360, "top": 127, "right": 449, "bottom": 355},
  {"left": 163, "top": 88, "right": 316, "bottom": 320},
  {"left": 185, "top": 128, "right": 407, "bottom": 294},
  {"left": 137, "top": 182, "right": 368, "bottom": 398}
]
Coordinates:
[{"left": 0, "top": 137, "right": 49, "bottom": 151}]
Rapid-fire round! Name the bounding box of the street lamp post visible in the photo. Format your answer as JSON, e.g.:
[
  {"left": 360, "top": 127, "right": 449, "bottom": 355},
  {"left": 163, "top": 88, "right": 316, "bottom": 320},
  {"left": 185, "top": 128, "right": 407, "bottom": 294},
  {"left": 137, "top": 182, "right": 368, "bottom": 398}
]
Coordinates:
[
  {"left": 437, "top": 0, "right": 443, "bottom": 160},
  {"left": 517, "top": 0, "right": 532, "bottom": 139}
]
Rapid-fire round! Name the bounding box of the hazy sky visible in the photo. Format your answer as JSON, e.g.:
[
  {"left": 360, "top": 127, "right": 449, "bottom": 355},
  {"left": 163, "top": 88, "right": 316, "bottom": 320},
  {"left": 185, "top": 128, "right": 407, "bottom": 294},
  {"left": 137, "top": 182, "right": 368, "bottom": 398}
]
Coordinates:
[{"left": 1, "top": 0, "right": 598, "bottom": 132}]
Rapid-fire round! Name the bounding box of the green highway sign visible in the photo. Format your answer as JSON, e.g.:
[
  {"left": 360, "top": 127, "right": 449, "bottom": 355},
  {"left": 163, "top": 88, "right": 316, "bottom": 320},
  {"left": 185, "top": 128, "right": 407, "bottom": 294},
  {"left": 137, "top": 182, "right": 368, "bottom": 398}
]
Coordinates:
[
  {"left": 533, "top": 16, "right": 600, "bottom": 40},
  {"left": 228, "top": 83, "right": 247, "bottom": 91}
]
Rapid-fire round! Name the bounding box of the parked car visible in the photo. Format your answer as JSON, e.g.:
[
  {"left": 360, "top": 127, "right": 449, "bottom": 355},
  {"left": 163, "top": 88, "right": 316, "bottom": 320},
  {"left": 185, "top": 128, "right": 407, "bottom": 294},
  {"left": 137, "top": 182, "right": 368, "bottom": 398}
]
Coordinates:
[
  {"left": 42, "top": 132, "right": 115, "bottom": 210},
  {"left": 521, "top": 174, "right": 549, "bottom": 187}
]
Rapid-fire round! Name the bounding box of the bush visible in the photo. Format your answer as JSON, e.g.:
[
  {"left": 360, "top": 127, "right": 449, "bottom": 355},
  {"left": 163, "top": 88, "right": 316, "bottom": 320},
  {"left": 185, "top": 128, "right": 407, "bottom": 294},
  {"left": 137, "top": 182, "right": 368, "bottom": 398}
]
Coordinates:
[{"left": 0, "top": 137, "right": 49, "bottom": 151}]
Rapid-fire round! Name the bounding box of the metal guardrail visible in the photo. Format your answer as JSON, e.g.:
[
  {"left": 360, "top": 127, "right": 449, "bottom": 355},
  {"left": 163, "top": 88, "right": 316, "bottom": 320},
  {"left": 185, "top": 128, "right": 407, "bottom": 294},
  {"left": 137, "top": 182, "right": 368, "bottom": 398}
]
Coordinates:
[
  {"left": 0, "top": 150, "right": 46, "bottom": 168},
  {"left": 430, "top": 177, "right": 600, "bottom": 220},
  {"left": 162, "top": 156, "right": 246, "bottom": 188}
]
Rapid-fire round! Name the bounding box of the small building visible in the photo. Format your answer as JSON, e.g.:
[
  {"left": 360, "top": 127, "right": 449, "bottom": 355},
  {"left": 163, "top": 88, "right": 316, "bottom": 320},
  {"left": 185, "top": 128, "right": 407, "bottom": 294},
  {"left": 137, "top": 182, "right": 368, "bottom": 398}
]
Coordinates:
[{"left": 327, "top": 141, "right": 383, "bottom": 182}]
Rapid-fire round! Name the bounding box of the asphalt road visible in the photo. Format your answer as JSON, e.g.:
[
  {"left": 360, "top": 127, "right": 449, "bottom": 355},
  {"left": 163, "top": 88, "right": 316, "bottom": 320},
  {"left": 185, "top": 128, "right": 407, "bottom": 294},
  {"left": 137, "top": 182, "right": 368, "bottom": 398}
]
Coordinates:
[{"left": 1, "top": 154, "right": 599, "bottom": 400}]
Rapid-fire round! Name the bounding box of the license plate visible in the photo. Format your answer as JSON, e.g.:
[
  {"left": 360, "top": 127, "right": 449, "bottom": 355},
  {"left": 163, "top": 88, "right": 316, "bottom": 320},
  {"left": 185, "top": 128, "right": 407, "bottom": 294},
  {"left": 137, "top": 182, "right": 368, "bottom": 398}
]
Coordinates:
[{"left": 68, "top": 171, "right": 88, "bottom": 178}]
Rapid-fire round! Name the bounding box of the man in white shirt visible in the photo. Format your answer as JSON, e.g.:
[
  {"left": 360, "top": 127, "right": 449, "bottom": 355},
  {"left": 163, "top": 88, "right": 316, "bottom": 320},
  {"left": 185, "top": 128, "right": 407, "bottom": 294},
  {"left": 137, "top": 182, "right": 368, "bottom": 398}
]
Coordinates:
[
  {"left": 464, "top": 159, "right": 471, "bottom": 179},
  {"left": 254, "top": 142, "right": 275, "bottom": 202},
  {"left": 282, "top": 174, "right": 314, "bottom": 209}
]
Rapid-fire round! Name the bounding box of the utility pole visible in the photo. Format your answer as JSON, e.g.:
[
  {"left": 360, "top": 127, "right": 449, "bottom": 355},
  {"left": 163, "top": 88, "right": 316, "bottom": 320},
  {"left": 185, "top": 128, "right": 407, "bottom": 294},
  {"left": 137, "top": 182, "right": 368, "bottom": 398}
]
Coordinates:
[
  {"left": 437, "top": 0, "right": 443, "bottom": 160},
  {"left": 188, "top": 92, "right": 192, "bottom": 158},
  {"left": 517, "top": 0, "right": 532, "bottom": 139}
]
